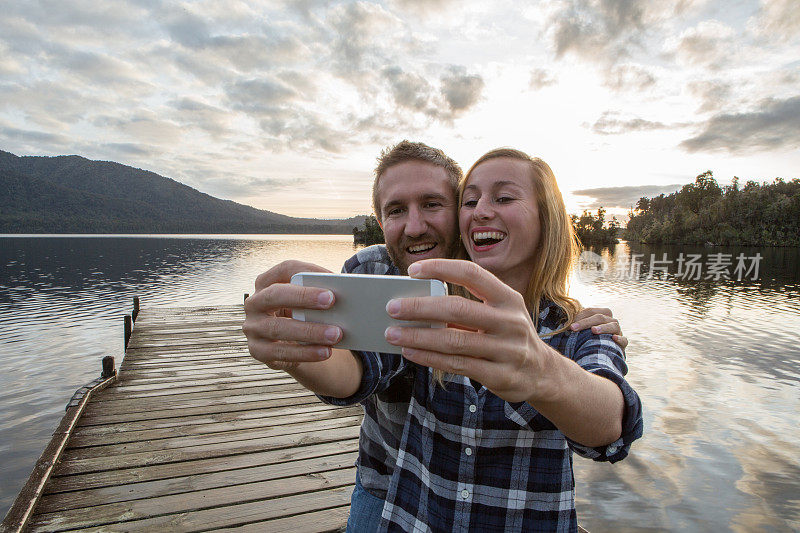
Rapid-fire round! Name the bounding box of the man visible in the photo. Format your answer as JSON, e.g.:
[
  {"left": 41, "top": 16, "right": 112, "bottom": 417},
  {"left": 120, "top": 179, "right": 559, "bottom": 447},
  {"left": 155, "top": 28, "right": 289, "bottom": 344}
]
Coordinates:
[{"left": 242, "top": 141, "right": 630, "bottom": 530}]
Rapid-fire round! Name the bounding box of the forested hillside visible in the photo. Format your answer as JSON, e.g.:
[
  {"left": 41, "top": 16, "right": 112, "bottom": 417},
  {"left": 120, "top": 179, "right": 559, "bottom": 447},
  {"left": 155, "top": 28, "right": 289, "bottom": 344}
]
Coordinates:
[
  {"left": 0, "top": 150, "right": 364, "bottom": 234},
  {"left": 624, "top": 171, "right": 800, "bottom": 246}
]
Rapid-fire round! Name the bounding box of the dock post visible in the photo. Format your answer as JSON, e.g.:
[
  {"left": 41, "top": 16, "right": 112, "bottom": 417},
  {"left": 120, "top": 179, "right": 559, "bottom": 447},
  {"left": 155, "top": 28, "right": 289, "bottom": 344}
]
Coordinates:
[
  {"left": 102, "top": 356, "right": 116, "bottom": 379},
  {"left": 133, "top": 296, "right": 140, "bottom": 322},
  {"left": 124, "top": 315, "right": 132, "bottom": 351}
]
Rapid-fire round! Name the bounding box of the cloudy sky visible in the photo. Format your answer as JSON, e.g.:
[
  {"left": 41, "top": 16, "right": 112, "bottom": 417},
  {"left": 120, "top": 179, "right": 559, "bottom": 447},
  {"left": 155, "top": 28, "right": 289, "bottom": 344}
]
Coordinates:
[{"left": 1, "top": 0, "right": 798, "bottom": 218}]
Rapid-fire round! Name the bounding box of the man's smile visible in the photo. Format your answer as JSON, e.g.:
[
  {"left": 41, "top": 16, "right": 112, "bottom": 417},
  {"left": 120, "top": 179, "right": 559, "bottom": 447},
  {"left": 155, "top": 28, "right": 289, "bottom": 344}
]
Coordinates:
[{"left": 408, "top": 242, "right": 437, "bottom": 254}]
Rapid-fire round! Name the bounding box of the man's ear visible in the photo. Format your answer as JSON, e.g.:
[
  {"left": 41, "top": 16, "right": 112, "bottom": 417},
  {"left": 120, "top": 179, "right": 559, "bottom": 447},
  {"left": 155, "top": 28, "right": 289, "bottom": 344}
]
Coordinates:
[{"left": 376, "top": 214, "right": 383, "bottom": 229}]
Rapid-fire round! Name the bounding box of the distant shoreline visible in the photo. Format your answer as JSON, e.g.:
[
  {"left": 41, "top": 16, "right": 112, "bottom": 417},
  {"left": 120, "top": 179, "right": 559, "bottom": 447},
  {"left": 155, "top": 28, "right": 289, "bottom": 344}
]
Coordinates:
[{"left": 0, "top": 233, "right": 357, "bottom": 240}]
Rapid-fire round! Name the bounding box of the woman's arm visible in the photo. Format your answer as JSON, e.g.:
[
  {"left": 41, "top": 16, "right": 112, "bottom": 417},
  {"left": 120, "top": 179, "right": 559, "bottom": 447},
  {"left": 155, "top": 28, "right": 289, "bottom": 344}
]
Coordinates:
[{"left": 384, "top": 258, "right": 626, "bottom": 448}]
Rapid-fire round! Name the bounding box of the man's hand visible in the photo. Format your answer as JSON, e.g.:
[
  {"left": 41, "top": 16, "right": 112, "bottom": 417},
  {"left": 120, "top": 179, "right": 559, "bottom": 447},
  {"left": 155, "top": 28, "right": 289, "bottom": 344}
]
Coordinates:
[
  {"left": 243, "top": 260, "right": 342, "bottom": 371},
  {"left": 570, "top": 307, "right": 627, "bottom": 351}
]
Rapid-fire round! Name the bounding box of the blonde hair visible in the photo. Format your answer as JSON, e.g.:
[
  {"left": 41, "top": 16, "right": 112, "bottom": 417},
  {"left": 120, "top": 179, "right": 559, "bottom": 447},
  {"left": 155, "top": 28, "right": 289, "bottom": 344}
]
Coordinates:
[{"left": 433, "top": 148, "right": 582, "bottom": 387}]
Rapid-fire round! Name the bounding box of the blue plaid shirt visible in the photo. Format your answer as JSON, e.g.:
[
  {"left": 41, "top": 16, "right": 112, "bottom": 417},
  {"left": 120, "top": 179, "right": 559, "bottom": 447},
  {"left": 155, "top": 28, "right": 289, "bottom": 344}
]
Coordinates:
[{"left": 319, "top": 245, "right": 643, "bottom": 532}]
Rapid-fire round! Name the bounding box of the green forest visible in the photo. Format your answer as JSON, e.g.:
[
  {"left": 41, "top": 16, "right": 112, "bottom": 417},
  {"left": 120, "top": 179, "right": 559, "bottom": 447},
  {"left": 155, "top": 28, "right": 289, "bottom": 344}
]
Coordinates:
[
  {"left": 571, "top": 207, "right": 620, "bottom": 245},
  {"left": 353, "top": 215, "right": 385, "bottom": 245},
  {"left": 625, "top": 171, "right": 800, "bottom": 246}
]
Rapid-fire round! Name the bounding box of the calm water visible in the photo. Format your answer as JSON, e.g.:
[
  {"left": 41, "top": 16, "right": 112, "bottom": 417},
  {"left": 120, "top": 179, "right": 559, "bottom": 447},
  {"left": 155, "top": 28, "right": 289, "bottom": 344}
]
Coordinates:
[{"left": 1, "top": 235, "right": 799, "bottom": 531}]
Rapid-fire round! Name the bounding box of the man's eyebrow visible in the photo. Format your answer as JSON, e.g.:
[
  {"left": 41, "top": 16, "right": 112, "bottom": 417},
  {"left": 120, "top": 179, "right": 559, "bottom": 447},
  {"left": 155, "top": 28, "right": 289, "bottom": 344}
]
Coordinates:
[{"left": 421, "top": 193, "right": 450, "bottom": 201}]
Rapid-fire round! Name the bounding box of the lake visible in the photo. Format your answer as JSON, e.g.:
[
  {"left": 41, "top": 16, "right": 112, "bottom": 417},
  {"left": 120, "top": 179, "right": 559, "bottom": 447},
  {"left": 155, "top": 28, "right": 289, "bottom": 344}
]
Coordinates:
[{"left": 1, "top": 235, "right": 798, "bottom": 531}]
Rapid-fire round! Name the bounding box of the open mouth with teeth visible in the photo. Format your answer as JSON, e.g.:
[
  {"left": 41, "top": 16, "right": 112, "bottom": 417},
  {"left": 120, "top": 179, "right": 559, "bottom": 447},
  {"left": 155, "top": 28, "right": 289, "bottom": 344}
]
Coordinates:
[
  {"left": 407, "top": 242, "right": 437, "bottom": 254},
  {"left": 471, "top": 231, "right": 507, "bottom": 247}
]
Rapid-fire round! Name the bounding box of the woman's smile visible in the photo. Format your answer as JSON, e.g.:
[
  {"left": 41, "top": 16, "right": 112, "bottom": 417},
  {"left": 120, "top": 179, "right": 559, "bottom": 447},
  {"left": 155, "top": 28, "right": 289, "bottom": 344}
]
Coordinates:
[{"left": 459, "top": 157, "right": 541, "bottom": 294}]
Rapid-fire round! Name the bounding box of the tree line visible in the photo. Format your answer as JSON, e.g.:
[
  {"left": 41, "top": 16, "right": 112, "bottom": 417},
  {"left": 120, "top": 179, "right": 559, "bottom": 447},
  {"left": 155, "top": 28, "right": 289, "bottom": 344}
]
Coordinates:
[{"left": 625, "top": 171, "right": 800, "bottom": 246}]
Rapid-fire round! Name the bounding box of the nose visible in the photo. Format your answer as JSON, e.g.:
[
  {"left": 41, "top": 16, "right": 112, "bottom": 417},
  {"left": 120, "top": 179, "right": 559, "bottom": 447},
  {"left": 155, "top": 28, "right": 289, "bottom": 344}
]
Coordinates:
[
  {"left": 404, "top": 206, "right": 428, "bottom": 237},
  {"left": 473, "top": 196, "right": 494, "bottom": 220}
]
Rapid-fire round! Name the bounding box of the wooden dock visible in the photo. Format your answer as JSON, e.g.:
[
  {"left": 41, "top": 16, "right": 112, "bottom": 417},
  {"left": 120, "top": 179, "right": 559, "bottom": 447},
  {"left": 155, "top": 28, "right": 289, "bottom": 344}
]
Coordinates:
[{"left": 2, "top": 303, "right": 362, "bottom": 532}]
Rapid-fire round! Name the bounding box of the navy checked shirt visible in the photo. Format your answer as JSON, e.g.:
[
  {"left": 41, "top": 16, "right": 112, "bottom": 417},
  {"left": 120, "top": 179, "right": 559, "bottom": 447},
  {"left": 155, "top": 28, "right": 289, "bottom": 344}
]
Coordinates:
[{"left": 319, "top": 245, "right": 643, "bottom": 532}]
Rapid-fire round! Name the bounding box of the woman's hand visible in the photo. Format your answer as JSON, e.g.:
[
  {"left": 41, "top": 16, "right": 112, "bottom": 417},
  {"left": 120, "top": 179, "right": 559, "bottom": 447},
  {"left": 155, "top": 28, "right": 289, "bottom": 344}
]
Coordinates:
[{"left": 384, "top": 258, "right": 555, "bottom": 404}]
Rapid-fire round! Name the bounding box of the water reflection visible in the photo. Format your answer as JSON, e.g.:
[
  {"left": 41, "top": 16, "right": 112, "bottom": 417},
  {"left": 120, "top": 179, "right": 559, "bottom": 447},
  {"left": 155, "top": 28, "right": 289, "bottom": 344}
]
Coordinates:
[
  {"left": 571, "top": 241, "right": 800, "bottom": 531},
  {"left": 1, "top": 236, "right": 799, "bottom": 530}
]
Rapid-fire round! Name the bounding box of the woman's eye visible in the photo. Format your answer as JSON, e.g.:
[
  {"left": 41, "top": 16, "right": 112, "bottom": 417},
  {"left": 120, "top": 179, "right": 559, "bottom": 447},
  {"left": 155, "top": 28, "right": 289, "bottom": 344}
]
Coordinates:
[
  {"left": 496, "top": 196, "right": 513, "bottom": 203},
  {"left": 462, "top": 199, "right": 478, "bottom": 207}
]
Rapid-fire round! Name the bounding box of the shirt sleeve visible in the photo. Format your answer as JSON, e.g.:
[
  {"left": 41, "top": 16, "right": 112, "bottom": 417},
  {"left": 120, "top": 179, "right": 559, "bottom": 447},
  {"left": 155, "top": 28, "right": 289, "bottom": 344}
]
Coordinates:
[
  {"left": 564, "top": 331, "right": 644, "bottom": 463},
  {"left": 316, "top": 245, "right": 407, "bottom": 406},
  {"left": 316, "top": 350, "right": 412, "bottom": 406}
]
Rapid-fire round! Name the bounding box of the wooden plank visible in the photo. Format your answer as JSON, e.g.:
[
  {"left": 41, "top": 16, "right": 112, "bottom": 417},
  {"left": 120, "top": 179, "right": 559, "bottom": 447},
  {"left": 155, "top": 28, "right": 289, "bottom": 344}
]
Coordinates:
[
  {"left": 45, "top": 439, "right": 359, "bottom": 494},
  {"left": 214, "top": 506, "right": 351, "bottom": 533},
  {"left": 75, "top": 403, "right": 354, "bottom": 435},
  {"left": 80, "top": 391, "right": 319, "bottom": 422},
  {"left": 37, "top": 453, "right": 357, "bottom": 514},
  {"left": 95, "top": 377, "right": 303, "bottom": 399},
  {"left": 79, "top": 392, "right": 323, "bottom": 425},
  {"left": 40, "top": 484, "right": 354, "bottom": 532},
  {"left": 71, "top": 406, "right": 360, "bottom": 447},
  {"left": 215, "top": 505, "right": 350, "bottom": 533},
  {"left": 66, "top": 414, "right": 363, "bottom": 458},
  {"left": 110, "top": 367, "right": 273, "bottom": 385},
  {"left": 86, "top": 385, "right": 312, "bottom": 411},
  {"left": 55, "top": 424, "right": 361, "bottom": 475},
  {"left": 120, "top": 358, "right": 260, "bottom": 371}
]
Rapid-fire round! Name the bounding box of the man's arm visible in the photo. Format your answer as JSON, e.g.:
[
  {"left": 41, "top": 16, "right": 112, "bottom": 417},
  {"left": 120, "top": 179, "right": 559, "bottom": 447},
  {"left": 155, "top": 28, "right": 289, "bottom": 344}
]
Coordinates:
[{"left": 242, "top": 260, "right": 363, "bottom": 398}]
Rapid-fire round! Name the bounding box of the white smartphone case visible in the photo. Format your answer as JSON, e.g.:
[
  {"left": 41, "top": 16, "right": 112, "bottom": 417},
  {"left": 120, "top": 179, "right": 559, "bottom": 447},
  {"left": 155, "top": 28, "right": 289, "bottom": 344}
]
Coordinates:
[{"left": 290, "top": 272, "right": 447, "bottom": 354}]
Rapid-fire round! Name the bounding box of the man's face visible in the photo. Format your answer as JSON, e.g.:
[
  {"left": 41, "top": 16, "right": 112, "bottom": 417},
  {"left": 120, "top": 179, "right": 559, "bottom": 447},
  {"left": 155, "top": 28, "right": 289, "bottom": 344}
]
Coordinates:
[{"left": 376, "top": 160, "right": 459, "bottom": 274}]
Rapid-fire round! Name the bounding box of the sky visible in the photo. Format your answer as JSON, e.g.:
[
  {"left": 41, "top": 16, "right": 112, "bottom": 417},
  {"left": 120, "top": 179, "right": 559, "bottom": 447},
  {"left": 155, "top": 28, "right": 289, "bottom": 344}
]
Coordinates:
[{"left": 1, "top": 0, "right": 798, "bottom": 219}]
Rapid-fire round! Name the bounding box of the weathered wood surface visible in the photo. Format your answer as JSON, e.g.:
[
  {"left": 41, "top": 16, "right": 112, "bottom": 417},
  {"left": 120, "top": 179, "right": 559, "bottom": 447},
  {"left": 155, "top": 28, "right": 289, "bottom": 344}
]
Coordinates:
[{"left": 13, "top": 305, "right": 362, "bottom": 532}]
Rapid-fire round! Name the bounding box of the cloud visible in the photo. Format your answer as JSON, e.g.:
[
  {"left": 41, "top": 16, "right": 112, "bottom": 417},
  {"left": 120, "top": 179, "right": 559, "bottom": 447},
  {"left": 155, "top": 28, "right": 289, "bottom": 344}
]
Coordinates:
[
  {"left": 225, "top": 78, "right": 300, "bottom": 114},
  {"left": 669, "top": 20, "right": 737, "bottom": 69},
  {"left": 687, "top": 80, "right": 732, "bottom": 113},
  {"left": 0, "top": 81, "right": 92, "bottom": 130},
  {"left": 170, "top": 98, "right": 233, "bottom": 140},
  {"left": 749, "top": 0, "right": 800, "bottom": 42},
  {"left": 680, "top": 95, "right": 800, "bottom": 153},
  {"left": 93, "top": 112, "right": 184, "bottom": 145},
  {"left": 383, "top": 66, "right": 435, "bottom": 112},
  {"left": 573, "top": 184, "right": 684, "bottom": 209},
  {"left": 529, "top": 68, "right": 557, "bottom": 90},
  {"left": 98, "top": 142, "right": 160, "bottom": 158},
  {"left": 603, "top": 63, "right": 656, "bottom": 91},
  {"left": 440, "top": 66, "right": 484, "bottom": 114},
  {"left": 548, "top": 0, "right": 650, "bottom": 62},
  {"left": 591, "top": 111, "right": 679, "bottom": 135},
  {"left": 380, "top": 64, "right": 484, "bottom": 122},
  {"left": 547, "top": 0, "right": 709, "bottom": 69},
  {"left": 327, "top": 2, "right": 399, "bottom": 77},
  {"left": 0, "top": 122, "right": 73, "bottom": 151}
]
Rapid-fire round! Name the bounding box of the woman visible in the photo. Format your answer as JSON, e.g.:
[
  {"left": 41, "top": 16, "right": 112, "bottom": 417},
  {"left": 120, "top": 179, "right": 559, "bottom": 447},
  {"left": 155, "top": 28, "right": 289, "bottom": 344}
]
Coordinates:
[{"left": 367, "top": 148, "right": 643, "bottom": 531}]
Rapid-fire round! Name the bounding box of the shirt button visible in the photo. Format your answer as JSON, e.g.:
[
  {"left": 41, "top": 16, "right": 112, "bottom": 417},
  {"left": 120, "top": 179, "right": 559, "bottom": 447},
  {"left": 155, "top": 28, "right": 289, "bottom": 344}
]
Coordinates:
[
  {"left": 461, "top": 489, "right": 470, "bottom": 499},
  {"left": 464, "top": 447, "right": 472, "bottom": 456},
  {"left": 469, "top": 404, "right": 477, "bottom": 413}
]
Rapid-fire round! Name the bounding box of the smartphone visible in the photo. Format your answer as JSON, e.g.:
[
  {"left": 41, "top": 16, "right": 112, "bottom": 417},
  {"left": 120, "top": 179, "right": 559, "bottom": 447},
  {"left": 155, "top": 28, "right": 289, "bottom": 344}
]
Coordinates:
[{"left": 290, "top": 272, "right": 448, "bottom": 354}]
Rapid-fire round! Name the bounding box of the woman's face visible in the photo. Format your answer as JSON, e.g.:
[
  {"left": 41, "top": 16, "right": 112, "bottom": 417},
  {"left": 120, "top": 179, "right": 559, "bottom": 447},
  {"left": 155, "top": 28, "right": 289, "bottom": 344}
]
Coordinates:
[{"left": 459, "top": 157, "right": 541, "bottom": 291}]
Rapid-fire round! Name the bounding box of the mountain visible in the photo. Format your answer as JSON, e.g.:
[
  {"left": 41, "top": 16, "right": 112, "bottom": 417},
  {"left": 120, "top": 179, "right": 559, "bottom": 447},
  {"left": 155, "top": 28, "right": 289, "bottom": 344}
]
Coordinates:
[{"left": 0, "top": 150, "right": 366, "bottom": 234}]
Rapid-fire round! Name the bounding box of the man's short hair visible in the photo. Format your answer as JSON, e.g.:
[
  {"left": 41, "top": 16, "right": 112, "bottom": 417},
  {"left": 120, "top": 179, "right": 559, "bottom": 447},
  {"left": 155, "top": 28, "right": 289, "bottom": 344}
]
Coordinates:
[{"left": 372, "top": 140, "right": 463, "bottom": 220}]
